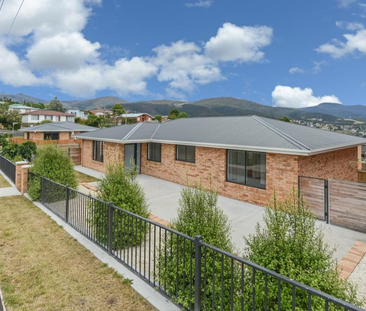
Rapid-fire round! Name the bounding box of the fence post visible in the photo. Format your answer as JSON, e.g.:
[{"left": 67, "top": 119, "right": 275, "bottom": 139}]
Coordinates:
[
  {"left": 194, "top": 235, "right": 202, "bottom": 311},
  {"left": 108, "top": 201, "right": 114, "bottom": 255},
  {"left": 324, "top": 180, "right": 330, "bottom": 224},
  {"left": 65, "top": 185, "right": 70, "bottom": 223},
  {"left": 41, "top": 176, "right": 45, "bottom": 205}
]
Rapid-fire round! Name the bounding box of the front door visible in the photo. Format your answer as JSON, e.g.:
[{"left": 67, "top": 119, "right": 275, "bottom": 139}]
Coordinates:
[{"left": 124, "top": 144, "right": 141, "bottom": 173}]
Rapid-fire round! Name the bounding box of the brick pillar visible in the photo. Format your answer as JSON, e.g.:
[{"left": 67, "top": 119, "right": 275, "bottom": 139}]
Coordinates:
[
  {"left": 357, "top": 145, "right": 362, "bottom": 170},
  {"left": 21, "top": 165, "right": 32, "bottom": 194},
  {"left": 15, "top": 161, "right": 28, "bottom": 191}
]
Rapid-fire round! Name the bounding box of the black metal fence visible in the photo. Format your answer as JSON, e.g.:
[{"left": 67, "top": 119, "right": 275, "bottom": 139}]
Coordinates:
[
  {"left": 29, "top": 174, "right": 364, "bottom": 311},
  {"left": 0, "top": 154, "right": 16, "bottom": 184}
]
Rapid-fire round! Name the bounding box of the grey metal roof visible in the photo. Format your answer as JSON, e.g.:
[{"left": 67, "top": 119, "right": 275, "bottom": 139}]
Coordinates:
[
  {"left": 20, "top": 122, "right": 97, "bottom": 133},
  {"left": 73, "top": 116, "right": 366, "bottom": 155}
]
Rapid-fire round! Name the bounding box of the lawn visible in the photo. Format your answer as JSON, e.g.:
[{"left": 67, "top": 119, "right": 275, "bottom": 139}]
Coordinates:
[
  {"left": 0, "top": 173, "right": 10, "bottom": 188},
  {"left": 0, "top": 196, "right": 156, "bottom": 311},
  {"left": 75, "top": 170, "right": 99, "bottom": 184}
]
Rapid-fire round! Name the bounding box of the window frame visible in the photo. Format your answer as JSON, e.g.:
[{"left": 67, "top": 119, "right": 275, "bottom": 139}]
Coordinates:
[
  {"left": 147, "top": 142, "right": 161, "bottom": 162},
  {"left": 93, "top": 141, "right": 104, "bottom": 162},
  {"left": 226, "top": 149, "right": 266, "bottom": 190},
  {"left": 44, "top": 132, "right": 60, "bottom": 140},
  {"left": 175, "top": 145, "right": 195, "bottom": 163}
]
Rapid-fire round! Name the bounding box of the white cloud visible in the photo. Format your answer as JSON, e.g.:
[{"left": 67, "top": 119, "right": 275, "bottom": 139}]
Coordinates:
[
  {"left": 185, "top": 0, "right": 213, "bottom": 8},
  {"left": 272, "top": 85, "right": 342, "bottom": 108},
  {"left": 153, "top": 40, "right": 224, "bottom": 92},
  {"left": 336, "top": 21, "right": 364, "bottom": 30},
  {"left": 334, "top": 0, "right": 357, "bottom": 8},
  {"left": 0, "top": 0, "right": 273, "bottom": 98},
  {"left": 26, "top": 32, "right": 100, "bottom": 70},
  {"left": 289, "top": 67, "right": 304, "bottom": 74},
  {"left": 316, "top": 28, "right": 366, "bottom": 58},
  {"left": 204, "top": 23, "right": 273, "bottom": 63}
]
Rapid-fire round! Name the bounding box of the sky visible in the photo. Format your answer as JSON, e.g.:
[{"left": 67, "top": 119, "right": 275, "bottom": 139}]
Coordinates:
[{"left": 0, "top": 0, "right": 365, "bottom": 108}]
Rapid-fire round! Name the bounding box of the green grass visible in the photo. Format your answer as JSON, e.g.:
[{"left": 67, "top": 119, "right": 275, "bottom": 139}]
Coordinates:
[
  {"left": 0, "top": 173, "right": 10, "bottom": 188},
  {"left": 75, "top": 170, "right": 99, "bottom": 184},
  {"left": 0, "top": 196, "right": 156, "bottom": 311}
]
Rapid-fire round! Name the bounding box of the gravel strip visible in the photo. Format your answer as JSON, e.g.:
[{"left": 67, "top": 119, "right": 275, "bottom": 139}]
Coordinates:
[{"left": 348, "top": 254, "right": 366, "bottom": 307}]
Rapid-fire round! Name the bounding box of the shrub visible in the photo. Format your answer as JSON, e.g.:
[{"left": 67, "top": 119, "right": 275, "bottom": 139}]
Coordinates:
[
  {"left": 1, "top": 143, "right": 19, "bottom": 160},
  {"left": 19, "top": 141, "right": 37, "bottom": 161},
  {"left": 0, "top": 134, "right": 8, "bottom": 148},
  {"left": 243, "top": 190, "right": 362, "bottom": 310},
  {"left": 28, "top": 145, "right": 77, "bottom": 201},
  {"left": 88, "top": 162, "right": 150, "bottom": 248},
  {"left": 157, "top": 184, "right": 238, "bottom": 309}
]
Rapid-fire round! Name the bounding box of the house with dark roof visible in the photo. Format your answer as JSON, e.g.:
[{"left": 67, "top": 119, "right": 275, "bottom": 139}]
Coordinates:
[
  {"left": 18, "top": 121, "right": 97, "bottom": 143},
  {"left": 21, "top": 110, "right": 75, "bottom": 126},
  {"left": 74, "top": 116, "right": 366, "bottom": 206}
]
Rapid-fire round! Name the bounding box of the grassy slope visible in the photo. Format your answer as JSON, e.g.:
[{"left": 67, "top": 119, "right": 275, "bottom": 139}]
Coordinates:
[
  {"left": 0, "top": 173, "right": 10, "bottom": 188},
  {"left": 0, "top": 196, "right": 156, "bottom": 311}
]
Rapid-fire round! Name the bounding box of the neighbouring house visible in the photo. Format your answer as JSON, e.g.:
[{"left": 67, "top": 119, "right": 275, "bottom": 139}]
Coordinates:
[
  {"left": 119, "top": 113, "right": 153, "bottom": 124},
  {"left": 90, "top": 108, "right": 112, "bottom": 117},
  {"left": 73, "top": 116, "right": 366, "bottom": 206},
  {"left": 21, "top": 110, "right": 75, "bottom": 126},
  {"left": 67, "top": 109, "right": 87, "bottom": 119},
  {"left": 18, "top": 121, "right": 97, "bottom": 143},
  {"left": 9, "top": 104, "right": 39, "bottom": 114}
]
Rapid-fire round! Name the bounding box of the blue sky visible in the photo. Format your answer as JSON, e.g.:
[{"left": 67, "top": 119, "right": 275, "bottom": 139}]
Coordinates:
[{"left": 0, "top": 0, "right": 365, "bottom": 108}]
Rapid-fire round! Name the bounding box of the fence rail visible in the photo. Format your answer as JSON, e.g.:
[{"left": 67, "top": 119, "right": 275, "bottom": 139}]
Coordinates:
[
  {"left": 0, "top": 154, "right": 16, "bottom": 184},
  {"left": 27, "top": 173, "right": 364, "bottom": 311}
]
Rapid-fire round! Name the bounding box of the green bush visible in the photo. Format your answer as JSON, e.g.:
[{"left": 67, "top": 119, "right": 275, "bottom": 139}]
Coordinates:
[
  {"left": 0, "top": 134, "right": 8, "bottom": 148},
  {"left": 157, "top": 184, "right": 237, "bottom": 309},
  {"left": 88, "top": 162, "right": 150, "bottom": 248},
  {"left": 243, "top": 190, "right": 362, "bottom": 310},
  {"left": 19, "top": 141, "right": 37, "bottom": 161},
  {"left": 28, "top": 145, "right": 77, "bottom": 201},
  {"left": 1, "top": 143, "right": 19, "bottom": 159}
]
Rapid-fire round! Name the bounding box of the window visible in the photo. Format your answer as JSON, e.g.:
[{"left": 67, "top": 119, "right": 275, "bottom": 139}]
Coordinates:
[
  {"left": 227, "top": 150, "right": 266, "bottom": 189},
  {"left": 44, "top": 132, "right": 59, "bottom": 140},
  {"left": 67, "top": 116, "right": 74, "bottom": 122},
  {"left": 26, "top": 132, "right": 30, "bottom": 140},
  {"left": 147, "top": 143, "right": 161, "bottom": 162},
  {"left": 45, "top": 115, "right": 52, "bottom": 120},
  {"left": 31, "top": 115, "right": 39, "bottom": 121},
  {"left": 93, "top": 141, "right": 104, "bottom": 162},
  {"left": 176, "top": 145, "right": 195, "bottom": 163}
]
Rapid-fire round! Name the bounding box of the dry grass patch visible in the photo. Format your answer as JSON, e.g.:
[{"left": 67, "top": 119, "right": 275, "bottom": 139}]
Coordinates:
[
  {"left": 0, "top": 196, "right": 156, "bottom": 311},
  {"left": 0, "top": 173, "right": 10, "bottom": 188},
  {"left": 75, "top": 171, "right": 99, "bottom": 184}
]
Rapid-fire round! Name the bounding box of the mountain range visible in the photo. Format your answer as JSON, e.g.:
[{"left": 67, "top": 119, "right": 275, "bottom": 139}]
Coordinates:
[{"left": 2, "top": 93, "right": 366, "bottom": 122}]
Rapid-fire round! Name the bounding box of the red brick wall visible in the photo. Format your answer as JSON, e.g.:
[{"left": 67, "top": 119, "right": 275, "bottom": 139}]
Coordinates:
[
  {"left": 59, "top": 132, "right": 70, "bottom": 140},
  {"left": 79, "top": 140, "right": 361, "bottom": 206},
  {"left": 140, "top": 143, "right": 300, "bottom": 206},
  {"left": 299, "top": 147, "right": 359, "bottom": 181},
  {"left": 81, "top": 140, "right": 124, "bottom": 173}
]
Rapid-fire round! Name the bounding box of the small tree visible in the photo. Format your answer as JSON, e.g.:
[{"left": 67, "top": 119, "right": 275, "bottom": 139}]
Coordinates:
[
  {"left": 88, "top": 162, "right": 150, "bottom": 248},
  {"left": 243, "top": 190, "right": 361, "bottom": 309},
  {"left": 19, "top": 141, "right": 37, "bottom": 161},
  {"left": 157, "top": 184, "right": 238, "bottom": 309},
  {"left": 112, "top": 104, "right": 126, "bottom": 126},
  {"left": 85, "top": 114, "right": 101, "bottom": 127},
  {"left": 47, "top": 96, "right": 64, "bottom": 112},
  {"left": 168, "top": 108, "right": 179, "bottom": 120},
  {"left": 154, "top": 114, "right": 162, "bottom": 123},
  {"left": 28, "top": 145, "right": 77, "bottom": 201}
]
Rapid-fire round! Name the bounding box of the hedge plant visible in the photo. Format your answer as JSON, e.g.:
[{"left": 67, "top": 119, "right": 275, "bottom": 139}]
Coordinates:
[
  {"left": 28, "top": 144, "right": 77, "bottom": 201},
  {"left": 157, "top": 184, "right": 239, "bottom": 310},
  {"left": 243, "top": 190, "right": 362, "bottom": 310},
  {"left": 88, "top": 162, "right": 150, "bottom": 248}
]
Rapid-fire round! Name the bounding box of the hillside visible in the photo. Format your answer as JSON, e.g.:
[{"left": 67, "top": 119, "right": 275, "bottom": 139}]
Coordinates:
[
  {"left": 301, "top": 103, "right": 366, "bottom": 121},
  {"left": 1, "top": 93, "right": 49, "bottom": 104},
  {"left": 63, "top": 96, "right": 128, "bottom": 109}
]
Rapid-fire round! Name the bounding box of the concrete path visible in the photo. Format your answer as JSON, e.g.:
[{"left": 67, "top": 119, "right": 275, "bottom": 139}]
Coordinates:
[
  {"left": 74, "top": 166, "right": 366, "bottom": 262},
  {"left": 0, "top": 171, "right": 21, "bottom": 197}
]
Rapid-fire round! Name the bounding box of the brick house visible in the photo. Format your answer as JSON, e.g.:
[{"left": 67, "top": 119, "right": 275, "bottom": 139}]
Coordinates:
[
  {"left": 19, "top": 122, "right": 97, "bottom": 143},
  {"left": 74, "top": 116, "right": 366, "bottom": 206},
  {"left": 21, "top": 110, "right": 75, "bottom": 126}
]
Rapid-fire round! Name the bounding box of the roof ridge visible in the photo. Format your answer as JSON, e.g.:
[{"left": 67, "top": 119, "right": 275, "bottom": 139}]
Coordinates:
[
  {"left": 252, "top": 116, "right": 311, "bottom": 151},
  {"left": 122, "top": 123, "right": 143, "bottom": 140},
  {"left": 149, "top": 122, "right": 161, "bottom": 139}
]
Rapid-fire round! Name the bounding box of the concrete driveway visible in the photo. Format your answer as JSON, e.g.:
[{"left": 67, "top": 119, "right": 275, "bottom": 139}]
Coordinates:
[{"left": 75, "top": 166, "right": 366, "bottom": 262}]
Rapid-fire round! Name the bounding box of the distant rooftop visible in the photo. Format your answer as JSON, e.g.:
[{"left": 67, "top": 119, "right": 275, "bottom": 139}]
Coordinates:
[
  {"left": 9, "top": 104, "right": 39, "bottom": 110},
  {"left": 21, "top": 110, "right": 74, "bottom": 116},
  {"left": 20, "top": 122, "right": 97, "bottom": 133}
]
